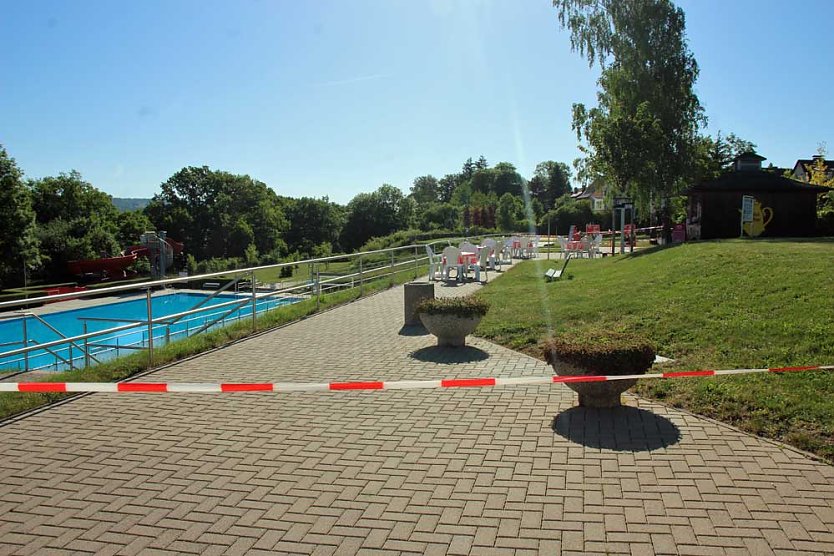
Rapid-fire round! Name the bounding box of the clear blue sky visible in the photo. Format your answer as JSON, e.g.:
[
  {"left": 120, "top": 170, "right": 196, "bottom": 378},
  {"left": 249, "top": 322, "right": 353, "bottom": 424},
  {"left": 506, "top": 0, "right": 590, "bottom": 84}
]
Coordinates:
[{"left": 2, "top": 0, "right": 832, "bottom": 204}]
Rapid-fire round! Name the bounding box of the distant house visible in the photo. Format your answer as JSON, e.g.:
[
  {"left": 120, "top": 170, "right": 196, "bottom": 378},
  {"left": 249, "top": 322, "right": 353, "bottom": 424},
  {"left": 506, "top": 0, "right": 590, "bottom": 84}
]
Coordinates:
[
  {"left": 792, "top": 155, "right": 834, "bottom": 182},
  {"left": 571, "top": 185, "right": 606, "bottom": 212},
  {"left": 686, "top": 152, "right": 830, "bottom": 240}
]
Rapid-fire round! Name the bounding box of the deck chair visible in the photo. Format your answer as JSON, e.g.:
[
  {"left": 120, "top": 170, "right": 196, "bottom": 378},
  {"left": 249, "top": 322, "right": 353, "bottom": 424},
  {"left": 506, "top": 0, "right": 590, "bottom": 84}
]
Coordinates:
[
  {"left": 510, "top": 236, "right": 524, "bottom": 258},
  {"left": 459, "top": 241, "right": 478, "bottom": 253},
  {"left": 500, "top": 237, "right": 513, "bottom": 264},
  {"left": 481, "top": 238, "right": 500, "bottom": 270},
  {"left": 557, "top": 236, "right": 568, "bottom": 258},
  {"left": 425, "top": 245, "right": 443, "bottom": 281},
  {"left": 441, "top": 246, "right": 465, "bottom": 282},
  {"left": 528, "top": 236, "right": 540, "bottom": 258},
  {"left": 590, "top": 233, "right": 603, "bottom": 258},
  {"left": 545, "top": 254, "right": 571, "bottom": 281},
  {"left": 580, "top": 236, "right": 592, "bottom": 258}
]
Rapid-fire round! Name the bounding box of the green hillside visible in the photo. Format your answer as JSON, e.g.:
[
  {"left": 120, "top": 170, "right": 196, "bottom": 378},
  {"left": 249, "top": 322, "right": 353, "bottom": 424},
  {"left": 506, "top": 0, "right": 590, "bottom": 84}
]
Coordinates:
[
  {"left": 476, "top": 239, "right": 834, "bottom": 460},
  {"left": 112, "top": 197, "right": 151, "bottom": 212}
]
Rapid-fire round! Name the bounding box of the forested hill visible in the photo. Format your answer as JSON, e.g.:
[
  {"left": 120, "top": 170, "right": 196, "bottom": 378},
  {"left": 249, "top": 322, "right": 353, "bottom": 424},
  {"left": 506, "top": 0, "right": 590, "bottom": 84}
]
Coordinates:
[{"left": 112, "top": 198, "right": 151, "bottom": 212}]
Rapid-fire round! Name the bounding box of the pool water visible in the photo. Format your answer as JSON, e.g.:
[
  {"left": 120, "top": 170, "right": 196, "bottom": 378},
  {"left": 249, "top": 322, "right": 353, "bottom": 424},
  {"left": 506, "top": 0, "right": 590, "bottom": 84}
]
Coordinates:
[{"left": 0, "top": 292, "right": 302, "bottom": 372}]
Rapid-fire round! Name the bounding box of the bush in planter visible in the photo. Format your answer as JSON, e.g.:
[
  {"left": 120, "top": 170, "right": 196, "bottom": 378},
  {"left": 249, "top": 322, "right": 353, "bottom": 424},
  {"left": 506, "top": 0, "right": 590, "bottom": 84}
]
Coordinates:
[
  {"left": 416, "top": 296, "right": 490, "bottom": 347},
  {"left": 416, "top": 296, "right": 490, "bottom": 318},
  {"left": 543, "top": 331, "right": 655, "bottom": 408}
]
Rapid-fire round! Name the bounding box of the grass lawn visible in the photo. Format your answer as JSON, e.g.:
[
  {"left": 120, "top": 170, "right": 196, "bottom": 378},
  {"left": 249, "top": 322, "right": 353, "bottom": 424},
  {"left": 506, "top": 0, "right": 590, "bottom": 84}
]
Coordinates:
[{"left": 475, "top": 238, "right": 834, "bottom": 461}]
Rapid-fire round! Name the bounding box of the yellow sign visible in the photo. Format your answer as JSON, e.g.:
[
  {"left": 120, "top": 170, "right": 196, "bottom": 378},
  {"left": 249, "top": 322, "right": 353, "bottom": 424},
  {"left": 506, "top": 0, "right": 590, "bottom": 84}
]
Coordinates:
[{"left": 741, "top": 198, "right": 773, "bottom": 237}]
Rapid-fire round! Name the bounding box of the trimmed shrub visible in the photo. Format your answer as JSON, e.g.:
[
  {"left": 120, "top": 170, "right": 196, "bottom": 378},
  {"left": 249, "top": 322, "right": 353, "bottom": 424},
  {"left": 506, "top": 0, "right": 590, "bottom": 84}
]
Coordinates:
[
  {"left": 416, "top": 296, "right": 490, "bottom": 318},
  {"left": 542, "top": 331, "right": 655, "bottom": 376}
]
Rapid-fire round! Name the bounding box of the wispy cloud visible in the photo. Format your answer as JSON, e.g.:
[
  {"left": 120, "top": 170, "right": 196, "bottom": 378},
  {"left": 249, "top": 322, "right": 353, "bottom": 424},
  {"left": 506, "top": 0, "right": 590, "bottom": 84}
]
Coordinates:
[{"left": 315, "top": 73, "right": 388, "bottom": 87}]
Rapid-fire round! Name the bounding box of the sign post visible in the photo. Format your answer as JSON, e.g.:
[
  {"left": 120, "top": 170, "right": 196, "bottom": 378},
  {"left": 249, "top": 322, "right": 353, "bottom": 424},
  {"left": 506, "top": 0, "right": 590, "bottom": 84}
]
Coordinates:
[
  {"left": 613, "top": 197, "right": 633, "bottom": 254},
  {"left": 740, "top": 195, "right": 754, "bottom": 237}
]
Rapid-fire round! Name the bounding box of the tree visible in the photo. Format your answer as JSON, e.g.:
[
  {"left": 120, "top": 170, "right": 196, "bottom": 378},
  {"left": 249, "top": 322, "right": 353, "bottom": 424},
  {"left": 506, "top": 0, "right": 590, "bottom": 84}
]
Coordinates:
[
  {"left": 418, "top": 203, "right": 460, "bottom": 231},
  {"left": 409, "top": 175, "right": 440, "bottom": 205},
  {"left": 438, "top": 173, "right": 461, "bottom": 203},
  {"left": 797, "top": 144, "right": 834, "bottom": 232},
  {"left": 399, "top": 196, "right": 418, "bottom": 230},
  {"left": 450, "top": 181, "right": 473, "bottom": 207},
  {"left": 116, "top": 210, "right": 154, "bottom": 246},
  {"left": 144, "top": 166, "right": 287, "bottom": 260},
  {"left": 30, "top": 170, "right": 119, "bottom": 225},
  {"left": 555, "top": 0, "right": 705, "bottom": 239},
  {"left": 492, "top": 162, "right": 524, "bottom": 197},
  {"left": 529, "top": 161, "right": 572, "bottom": 209},
  {"left": 0, "top": 146, "right": 40, "bottom": 288},
  {"left": 497, "top": 193, "right": 523, "bottom": 231},
  {"left": 553, "top": 199, "right": 595, "bottom": 235},
  {"left": 803, "top": 144, "right": 834, "bottom": 188},
  {"left": 340, "top": 184, "right": 412, "bottom": 251},
  {"left": 469, "top": 168, "right": 495, "bottom": 195},
  {"left": 694, "top": 132, "right": 757, "bottom": 181},
  {"left": 461, "top": 158, "right": 475, "bottom": 180},
  {"left": 29, "top": 171, "right": 120, "bottom": 279},
  {"left": 283, "top": 197, "right": 345, "bottom": 256}
]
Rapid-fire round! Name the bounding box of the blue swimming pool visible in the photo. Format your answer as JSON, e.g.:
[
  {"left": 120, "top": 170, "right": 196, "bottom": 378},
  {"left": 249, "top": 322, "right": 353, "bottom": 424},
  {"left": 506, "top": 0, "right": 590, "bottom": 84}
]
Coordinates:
[{"left": 0, "top": 292, "right": 302, "bottom": 372}]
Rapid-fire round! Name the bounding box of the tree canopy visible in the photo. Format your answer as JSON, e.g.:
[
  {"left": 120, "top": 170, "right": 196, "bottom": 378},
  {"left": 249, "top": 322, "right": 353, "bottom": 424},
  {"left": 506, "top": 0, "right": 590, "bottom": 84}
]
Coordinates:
[
  {"left": 0, "top": 147, "right": 40, "bottom": 288},
  {"left": 556, "top": 0, "right": 705, "bottom": 214},
  {"left": 145, "top": 166, "right": 287, "bottom": 260},
  {"left": 282, "top": 196, "right": 345, "bottom": 256},
  {"left": 0, "top": 140, "right": 581, "bottom": 288},
  {"left": 29, "top": 171, "right": 121, "bottom": 278},
  {"left": 341, "top": 184, "right": 415, "bottom": 251},
  {"left": 528, "top": 161, "right": 572, "bottom": 210}
]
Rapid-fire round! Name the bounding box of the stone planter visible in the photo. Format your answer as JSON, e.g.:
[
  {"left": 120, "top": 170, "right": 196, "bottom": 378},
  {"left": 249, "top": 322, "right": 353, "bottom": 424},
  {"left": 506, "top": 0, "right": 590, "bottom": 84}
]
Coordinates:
[
  {"left": 543, "top": 333, "right": 655, "bottom": 408},
  {"left": 419, "top": 313, "right": 483, "bottom": 347}
]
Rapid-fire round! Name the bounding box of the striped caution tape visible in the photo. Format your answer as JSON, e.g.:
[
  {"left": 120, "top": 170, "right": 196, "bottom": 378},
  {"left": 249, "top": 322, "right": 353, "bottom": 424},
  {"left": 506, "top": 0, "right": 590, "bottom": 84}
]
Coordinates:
[{"left": 0, "top": 365, "right": 831, "bottom": 394}]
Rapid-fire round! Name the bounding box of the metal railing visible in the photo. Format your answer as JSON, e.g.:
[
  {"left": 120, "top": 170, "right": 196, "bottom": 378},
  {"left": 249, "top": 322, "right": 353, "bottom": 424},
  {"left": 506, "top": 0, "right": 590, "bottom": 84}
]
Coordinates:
[{"left": 0, "top": 235, "right": 494, "bottom": 374}]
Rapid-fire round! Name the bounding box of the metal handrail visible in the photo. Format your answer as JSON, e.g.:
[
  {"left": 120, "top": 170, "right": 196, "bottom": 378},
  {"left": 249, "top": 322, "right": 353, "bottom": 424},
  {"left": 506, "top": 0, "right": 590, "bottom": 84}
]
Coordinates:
[
  {"left": 0, "top": 256, "right": 421, "bottom": 362},
  {"left": 189, "top": 298, "right": 252, "bottom": 337},
  {"left": 28, "top": 339, "right": 74, "bottom": 370},
  {"left": 0, "top": 234, "right": 482, "bottom": 371},
  {"left": 21, "top": 312, "right": 103, "bottom": 365},
  {"left": 0, "top": 235, "right": 490, "bottom": 310}
]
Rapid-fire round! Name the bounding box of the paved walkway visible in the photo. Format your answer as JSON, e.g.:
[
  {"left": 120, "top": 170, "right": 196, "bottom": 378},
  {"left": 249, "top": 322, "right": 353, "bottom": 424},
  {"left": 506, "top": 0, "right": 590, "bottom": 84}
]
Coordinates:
[{"left": 1, "top": 267, "right": 833, "bottom": 555}]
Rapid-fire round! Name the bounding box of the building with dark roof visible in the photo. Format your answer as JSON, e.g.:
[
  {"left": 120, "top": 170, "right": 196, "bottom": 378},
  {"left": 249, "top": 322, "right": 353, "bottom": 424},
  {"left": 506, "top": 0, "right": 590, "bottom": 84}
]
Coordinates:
[
  {"left": 792, "top": 155, "right": 834, "bottom": 182},
  {"left": 570, "top": 182, "right": 607, "bottom": 212},
  {"left": 686, "top": 152, "right": 830, "bottom": 239}
]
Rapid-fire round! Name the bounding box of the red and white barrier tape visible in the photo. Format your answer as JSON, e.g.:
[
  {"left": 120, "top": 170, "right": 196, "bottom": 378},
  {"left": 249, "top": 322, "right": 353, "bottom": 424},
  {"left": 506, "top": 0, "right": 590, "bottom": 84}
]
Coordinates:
[{"left": 0, "top": 365, "right": 831, "bottom": 394}]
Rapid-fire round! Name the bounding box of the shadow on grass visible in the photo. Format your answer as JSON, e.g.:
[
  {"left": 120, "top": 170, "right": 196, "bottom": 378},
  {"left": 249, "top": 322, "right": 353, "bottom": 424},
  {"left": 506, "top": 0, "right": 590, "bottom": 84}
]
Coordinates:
[
  {"left": 615, "top": 243, "right": 681, "bottom": 260},
  {"left": 552, "top": 406, "right": 681, "bottom": 452},
  {"left": 737, "top": 236, "right": 834, "bottom": 244},
  {"left": 398, "top": 325, "right": 430, "bottom": 337},
  {"left": 409, "top": 346, "right": 490, "bottom": 363}
]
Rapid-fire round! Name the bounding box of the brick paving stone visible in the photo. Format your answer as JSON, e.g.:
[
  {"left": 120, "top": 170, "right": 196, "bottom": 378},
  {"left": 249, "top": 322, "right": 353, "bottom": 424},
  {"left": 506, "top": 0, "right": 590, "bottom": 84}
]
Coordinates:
[{"left": 1, "top": 265, "right": 834, "bottom": 555}]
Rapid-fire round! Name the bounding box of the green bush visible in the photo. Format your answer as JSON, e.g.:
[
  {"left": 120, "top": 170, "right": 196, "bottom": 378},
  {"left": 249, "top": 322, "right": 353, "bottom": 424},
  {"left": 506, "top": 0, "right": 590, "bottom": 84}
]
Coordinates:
[
  {"left": 542, "top": 331, "right": 655, "bottom": 376},
  {"left": 416, "top": 296, "right": 490, "bottom": 318}
]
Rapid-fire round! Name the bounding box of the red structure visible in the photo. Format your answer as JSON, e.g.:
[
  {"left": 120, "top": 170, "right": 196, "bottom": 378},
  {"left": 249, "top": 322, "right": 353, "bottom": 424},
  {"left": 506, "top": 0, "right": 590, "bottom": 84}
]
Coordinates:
[{"left": 67, "top": 238, "right": 184, "bottom": 279}]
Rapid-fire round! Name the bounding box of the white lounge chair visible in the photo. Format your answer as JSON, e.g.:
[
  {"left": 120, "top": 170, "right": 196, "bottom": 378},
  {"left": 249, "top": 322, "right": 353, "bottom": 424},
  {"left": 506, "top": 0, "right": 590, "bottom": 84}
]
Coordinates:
[
  {"left": 425, "top": 245, "right": 443, "bottom": 281},
  {"left": 509, "top": 236, "right": 523, "bottom": 258},
  {"left": 527, "top": 236, "right": 540, "bottom": 258},
  {"left": 441, "top": 246, "right": 465, "bottom": 282},
  {"left": 589, "top": 233, "right": 603, "bottom": 258},
  {"left": 580, "top": 236, "right": 592, "bottom": 258},
  {"left": 500, "top": 237, "right": 513, "bottom": 264},
  {"left": 481, "top": 238, "right": 500, "bottom": 270},
  {"left": 557, "top": 236, "right": 569, "bottom": 258}
]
